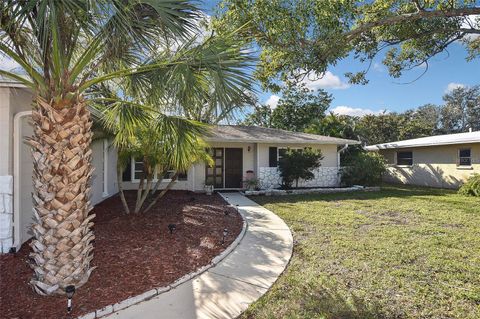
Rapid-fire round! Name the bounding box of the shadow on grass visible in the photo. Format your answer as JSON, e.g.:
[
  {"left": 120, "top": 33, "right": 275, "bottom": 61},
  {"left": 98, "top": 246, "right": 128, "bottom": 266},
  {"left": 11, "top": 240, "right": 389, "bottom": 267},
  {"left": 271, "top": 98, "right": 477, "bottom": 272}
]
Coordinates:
[
  {"left": 252, "top": 184, "right": 456, "bottom": 205},
  {"left": 301, "top": 287, "right": 387, "bottom": 319}
]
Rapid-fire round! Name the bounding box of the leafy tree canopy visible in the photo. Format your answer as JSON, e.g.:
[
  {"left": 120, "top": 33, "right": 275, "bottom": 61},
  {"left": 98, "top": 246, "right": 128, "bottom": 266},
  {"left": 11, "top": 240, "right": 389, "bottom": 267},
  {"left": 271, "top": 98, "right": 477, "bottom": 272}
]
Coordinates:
[
  {"left": 215, "top": 0, "right": 480, "bottom": 89},
  {"left": 243, "top": 84, "right": 331, "bottom": 131}
]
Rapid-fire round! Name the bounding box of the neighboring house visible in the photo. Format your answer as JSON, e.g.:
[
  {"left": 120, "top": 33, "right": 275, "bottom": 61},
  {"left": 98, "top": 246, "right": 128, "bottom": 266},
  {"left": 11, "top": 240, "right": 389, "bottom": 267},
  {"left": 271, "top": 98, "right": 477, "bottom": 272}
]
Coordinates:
[
  {"left": 0, "top": 81, "right": 118, "bottom": 253},
  {"left": 0, "top": 80, "right": 358, "bottom": 253},
  {"left": 365, "top": 131, "right": 480, "bottom": 188},
  {"left": 121, "top": 125, "right": 360, "bottom": 191}
]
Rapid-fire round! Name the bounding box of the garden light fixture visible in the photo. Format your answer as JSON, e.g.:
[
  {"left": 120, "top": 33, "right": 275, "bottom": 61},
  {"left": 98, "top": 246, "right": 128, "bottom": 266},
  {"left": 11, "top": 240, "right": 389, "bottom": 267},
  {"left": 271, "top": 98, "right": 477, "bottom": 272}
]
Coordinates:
[
  {"left": 65, "top": 285, "right": 75, "bottom": 314},
  {"left": 222, "top": 228, "right": 229, "bottom": 244},
  {"left": 168, "top": 223, "right": 176, "bottom": 235}
]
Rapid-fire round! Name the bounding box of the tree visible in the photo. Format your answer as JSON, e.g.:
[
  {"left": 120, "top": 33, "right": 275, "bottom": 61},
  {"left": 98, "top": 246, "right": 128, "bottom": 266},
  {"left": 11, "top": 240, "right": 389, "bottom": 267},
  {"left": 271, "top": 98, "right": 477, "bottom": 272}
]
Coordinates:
[
  {"left": 243, "top": 84, "right": 331, "bottom": 131},
  {"left": 215, "top": 1, "right": 480, "bottom": 88},
  {"left": 97, "top": 32, "right": 253, "bottom": 214},
  {"left": 398, "top": 108, "right": 437, "bottom": 140},
  {"left": 270, "top": 84, "right": 331, "bottom": 131},
  {"left": 278, "top": 148, "right": 323, "bottom": 189},
  {"left": 441, "top": 85, "right": 480, "bottom": 132},
  {"left": 242, "top": 104, "right": 274, "bottom": 127},
  {"left": 356, "top": 113, "right": 403, "bottom": 145},
  {"left": 341, "top": 152, "right": 387, "bottom": 187},
  {"left": 0, "top": 0, "right": 205, "bottom": 295},
  {"left": 306, "top": 112, "right": 358, "bottom": 140}
]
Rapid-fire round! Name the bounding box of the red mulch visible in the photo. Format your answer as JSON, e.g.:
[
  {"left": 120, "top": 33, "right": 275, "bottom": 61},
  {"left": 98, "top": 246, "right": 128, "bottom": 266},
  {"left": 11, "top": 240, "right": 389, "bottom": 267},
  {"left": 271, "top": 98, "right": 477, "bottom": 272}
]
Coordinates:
[{"left": 0, "top": 191, "right": 242, "bottom": 319}]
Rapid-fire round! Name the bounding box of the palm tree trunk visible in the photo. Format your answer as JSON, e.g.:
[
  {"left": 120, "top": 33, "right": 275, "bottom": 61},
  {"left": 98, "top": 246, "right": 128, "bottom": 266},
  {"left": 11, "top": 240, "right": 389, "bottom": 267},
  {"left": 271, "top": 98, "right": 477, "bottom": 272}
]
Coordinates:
[
  {"left": 135, "top": 176, "right": 152, "bottom": 213},
  {"left": 27, "top": 96, "right": 95, "bottom": 295},
  {"left": 144, "top": 173, "right": 178, "bottom": 213},
  {"left": 117, "top": 164, "right": 130, "bottom": 214},
  {"left": 135, "top": 174, "right": 145, "bottom": 213},
  {"left": 150, "top": 169, "right": 167, "bottom": 195}
]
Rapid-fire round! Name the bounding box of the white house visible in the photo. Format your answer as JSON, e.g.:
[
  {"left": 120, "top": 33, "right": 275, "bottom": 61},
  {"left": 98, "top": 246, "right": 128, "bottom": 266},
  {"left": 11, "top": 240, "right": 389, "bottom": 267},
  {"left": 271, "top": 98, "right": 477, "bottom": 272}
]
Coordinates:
[{"left": 0, "top": 81, "right": 359, "bottom": 253}]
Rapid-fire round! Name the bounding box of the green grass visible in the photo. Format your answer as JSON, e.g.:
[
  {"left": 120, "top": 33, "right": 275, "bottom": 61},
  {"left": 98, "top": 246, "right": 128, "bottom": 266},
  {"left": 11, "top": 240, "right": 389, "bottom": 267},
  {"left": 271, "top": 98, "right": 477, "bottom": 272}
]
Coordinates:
[{"left": 243, "top": 185, "right": 480, "bottom": 319}]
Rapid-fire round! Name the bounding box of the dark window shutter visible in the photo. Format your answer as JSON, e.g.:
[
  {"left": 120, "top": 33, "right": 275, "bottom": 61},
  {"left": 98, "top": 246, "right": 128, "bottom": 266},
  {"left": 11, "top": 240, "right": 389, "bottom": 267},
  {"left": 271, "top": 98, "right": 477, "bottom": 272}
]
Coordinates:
[
  {"left": 122, "top": 161, "right": 132, "bottom": 181},
  {"left": 269, "top": 147, "right": 278, "bottom": 167}
]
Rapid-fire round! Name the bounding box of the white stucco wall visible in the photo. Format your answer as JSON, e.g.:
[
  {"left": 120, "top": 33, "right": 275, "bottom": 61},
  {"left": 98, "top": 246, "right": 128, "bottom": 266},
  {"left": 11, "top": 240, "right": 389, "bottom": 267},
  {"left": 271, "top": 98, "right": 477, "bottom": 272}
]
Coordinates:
[
  {"left": 378, "top": 143, "right": 480, "bottom": 188},
  {"left": 256, "top": 143, "right": 338, "bottom": 168}
]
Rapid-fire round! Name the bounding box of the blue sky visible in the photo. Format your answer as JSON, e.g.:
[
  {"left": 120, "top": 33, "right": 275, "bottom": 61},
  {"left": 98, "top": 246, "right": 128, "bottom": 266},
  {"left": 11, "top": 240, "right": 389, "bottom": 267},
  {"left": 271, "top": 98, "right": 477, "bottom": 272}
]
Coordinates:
[
  {"left": 202, "top": 1, "right": 480, "bottom": 117},
  {"left": 0, "top": 1, "right": 477, "bottom": 117}
]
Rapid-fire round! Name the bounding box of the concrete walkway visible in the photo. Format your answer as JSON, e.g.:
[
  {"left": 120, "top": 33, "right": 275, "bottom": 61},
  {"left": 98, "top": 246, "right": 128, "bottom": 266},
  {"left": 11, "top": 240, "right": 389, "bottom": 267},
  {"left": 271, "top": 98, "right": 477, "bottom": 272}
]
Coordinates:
[{"left": 105, "top": 192, "right": 293, "bottom": 319}]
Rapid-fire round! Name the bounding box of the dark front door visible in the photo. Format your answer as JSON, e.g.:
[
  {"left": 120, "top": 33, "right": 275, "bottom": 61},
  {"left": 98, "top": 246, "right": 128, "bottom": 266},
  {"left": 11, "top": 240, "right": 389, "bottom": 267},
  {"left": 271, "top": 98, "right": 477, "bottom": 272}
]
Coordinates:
[{"left": 224, "top": 148, "right": 243, "bottom": 188}]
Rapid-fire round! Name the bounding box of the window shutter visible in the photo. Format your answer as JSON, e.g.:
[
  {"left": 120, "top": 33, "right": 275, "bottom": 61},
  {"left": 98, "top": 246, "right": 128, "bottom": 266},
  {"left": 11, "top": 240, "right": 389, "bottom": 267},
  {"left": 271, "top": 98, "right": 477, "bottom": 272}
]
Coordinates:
[
  {"left": 122, "top": 161, "right": 132, "bottom": 181},
  {"left": 269, "top": 147, "right": 278, "bottom": 167}
]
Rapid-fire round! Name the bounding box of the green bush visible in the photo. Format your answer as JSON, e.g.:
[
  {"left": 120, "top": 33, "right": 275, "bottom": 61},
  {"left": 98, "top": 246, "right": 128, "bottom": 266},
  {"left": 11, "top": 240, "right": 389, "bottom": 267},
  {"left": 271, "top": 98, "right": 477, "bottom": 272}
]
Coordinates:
[
  {"left": 458, "top": 174, "right": 480, "bottom": 196},
  {"left": 341, "top": 152, "right": 386, "bottom": 187},
  {"left": 278, "top": 147, "right": 323, "bottom": 189}
]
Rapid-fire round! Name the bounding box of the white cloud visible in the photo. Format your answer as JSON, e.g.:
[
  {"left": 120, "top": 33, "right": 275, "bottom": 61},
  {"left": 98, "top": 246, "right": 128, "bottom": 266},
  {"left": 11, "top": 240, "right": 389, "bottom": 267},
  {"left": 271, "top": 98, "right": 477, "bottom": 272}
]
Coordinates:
[
  {"left": 373, "top": 62, "right": 386, "bottom": 73},
  {"left": 0, "top": 56, "right": 20, "bottom": 71},
  {"left": 299, "top": 71, "right": 350, "bottom": 90},
  {"left": 461, "top": 14, "right": 480, "bottom": 41},
  {"left": 331, "top": 106, "right": 387, "bottom": 117},
  {"left": 445, "top": 82, "right": 466, "bottom": 93},
  {"left": 265, "top": 95, "right": 280, "bottom": 109}
]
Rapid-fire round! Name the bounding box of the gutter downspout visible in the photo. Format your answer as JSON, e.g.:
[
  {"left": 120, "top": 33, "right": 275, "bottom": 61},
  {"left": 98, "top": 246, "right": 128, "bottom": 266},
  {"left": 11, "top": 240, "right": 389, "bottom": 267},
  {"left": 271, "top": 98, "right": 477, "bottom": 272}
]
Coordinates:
[
  {"left": 337, "top": 144, "right": 349, "bottom": 167},
  {"left": 13, "top": 110, "right": 32, "bottom": 250}
]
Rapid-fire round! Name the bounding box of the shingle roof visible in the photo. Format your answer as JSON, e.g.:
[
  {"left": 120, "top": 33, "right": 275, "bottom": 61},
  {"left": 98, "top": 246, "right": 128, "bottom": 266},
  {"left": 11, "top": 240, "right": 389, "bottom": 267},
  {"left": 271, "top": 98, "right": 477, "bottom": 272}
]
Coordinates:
[
  {"left": 205, "top": 125, "right": 360, "bottom": 145},
  {"left": 365, "top": 131, "right": 480, "bottom": 150}
]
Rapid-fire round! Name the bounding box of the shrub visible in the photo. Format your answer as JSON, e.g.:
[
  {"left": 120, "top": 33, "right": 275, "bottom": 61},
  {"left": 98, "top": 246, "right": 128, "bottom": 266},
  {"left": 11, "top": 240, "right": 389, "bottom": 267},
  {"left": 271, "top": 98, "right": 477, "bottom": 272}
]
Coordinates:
[
  {"left": 458, "top": 174, "right": 480, "bottom": 196},
  {"left": 341, "top": 152, "right": 386, "bottom": 187},
  {"left": 278, "top": 147, "right": 323, "bottom": 189}
]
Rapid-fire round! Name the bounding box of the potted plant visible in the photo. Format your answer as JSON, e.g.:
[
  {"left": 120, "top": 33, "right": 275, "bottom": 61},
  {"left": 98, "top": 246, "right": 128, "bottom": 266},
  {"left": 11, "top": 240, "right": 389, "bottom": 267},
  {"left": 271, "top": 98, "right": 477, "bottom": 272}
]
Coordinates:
[
  {"left": 244, "top": 177, "right": 260, "bottom": 191},
  {"left": 204, "top": 183, "right": 214, "bottom": 195}
]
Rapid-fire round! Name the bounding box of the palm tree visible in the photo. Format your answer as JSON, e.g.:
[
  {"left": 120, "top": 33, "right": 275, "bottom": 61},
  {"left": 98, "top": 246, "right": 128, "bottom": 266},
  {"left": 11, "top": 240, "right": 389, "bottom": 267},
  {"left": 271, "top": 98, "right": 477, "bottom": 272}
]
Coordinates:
[
  {"left": 96, "top": 32, "right": 254, "bottom": 214},
  {"left": 0, "top": 0, "right": 201, "bottom": 295}
]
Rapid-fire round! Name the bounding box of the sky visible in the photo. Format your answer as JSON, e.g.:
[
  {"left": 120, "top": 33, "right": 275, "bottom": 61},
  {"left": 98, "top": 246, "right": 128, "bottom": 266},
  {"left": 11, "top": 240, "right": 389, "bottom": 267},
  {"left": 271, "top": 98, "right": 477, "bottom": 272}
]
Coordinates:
[
  {"left": 1, "top": 2, "right": 478, "bottom": 118},
  {"left": 201, "top": 0, "right": 480, "bottom": 117}
]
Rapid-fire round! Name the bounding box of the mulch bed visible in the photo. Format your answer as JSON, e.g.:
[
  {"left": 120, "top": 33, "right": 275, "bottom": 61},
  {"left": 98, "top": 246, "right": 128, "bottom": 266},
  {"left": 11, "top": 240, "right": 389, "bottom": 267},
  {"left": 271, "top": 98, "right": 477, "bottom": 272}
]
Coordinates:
[{"left": 0, "top": 191, "right": 242, "bottom": 319}]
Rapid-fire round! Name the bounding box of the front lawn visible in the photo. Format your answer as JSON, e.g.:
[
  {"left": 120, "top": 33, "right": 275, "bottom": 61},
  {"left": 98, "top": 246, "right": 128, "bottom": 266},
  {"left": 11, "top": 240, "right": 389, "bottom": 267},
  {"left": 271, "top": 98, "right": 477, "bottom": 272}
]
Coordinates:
[{"left": 244, "top": 185, "right": 480, "bottom": 319}]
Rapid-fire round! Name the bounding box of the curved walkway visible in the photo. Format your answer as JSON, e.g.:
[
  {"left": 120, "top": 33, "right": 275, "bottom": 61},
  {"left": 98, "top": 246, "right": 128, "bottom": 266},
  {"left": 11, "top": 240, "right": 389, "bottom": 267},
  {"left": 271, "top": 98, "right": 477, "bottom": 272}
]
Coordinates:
[{"left": 104, "top": 192, "right": 293, "bottom": 319}]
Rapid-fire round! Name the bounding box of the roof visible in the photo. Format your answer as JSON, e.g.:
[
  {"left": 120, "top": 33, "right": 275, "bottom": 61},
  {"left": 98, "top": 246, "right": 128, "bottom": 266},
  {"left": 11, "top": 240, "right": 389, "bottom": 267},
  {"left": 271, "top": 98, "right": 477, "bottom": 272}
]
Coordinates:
[
  {"left": 205, "top": 125, "right": 360, "bottom": 145},
  {"left": 365, "top": 131, "right": 480, "bottom": 151},
  {"left": 0, "top": 77, "right": 27, "bottom": 88}
]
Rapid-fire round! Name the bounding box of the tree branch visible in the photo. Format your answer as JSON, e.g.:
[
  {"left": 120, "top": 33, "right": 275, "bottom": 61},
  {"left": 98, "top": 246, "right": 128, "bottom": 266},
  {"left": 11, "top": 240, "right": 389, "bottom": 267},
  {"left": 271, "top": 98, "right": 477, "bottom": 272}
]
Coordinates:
[{"left": 342, "top": 7, "right": 480, "bottom": 41}]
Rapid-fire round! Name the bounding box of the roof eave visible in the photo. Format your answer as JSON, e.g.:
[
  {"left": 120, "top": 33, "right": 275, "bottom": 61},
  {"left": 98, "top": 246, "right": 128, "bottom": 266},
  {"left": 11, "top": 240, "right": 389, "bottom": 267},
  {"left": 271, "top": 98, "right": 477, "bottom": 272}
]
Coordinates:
[
  {"left": 367, "top": 139, "right": 480, "bottom": 150},
  {"left": 204, "top": 138, "right": 360, "bottom": 145}
]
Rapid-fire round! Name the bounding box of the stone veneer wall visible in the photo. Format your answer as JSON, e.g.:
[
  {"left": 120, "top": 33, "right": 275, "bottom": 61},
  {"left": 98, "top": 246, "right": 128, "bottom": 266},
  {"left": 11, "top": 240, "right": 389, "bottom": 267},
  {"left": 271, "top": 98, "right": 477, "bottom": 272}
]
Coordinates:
[
  {"left": 0, "top": 175, "right": 13, "bottom": 253},
  {"left": 258, "top": 167, "right": 340, "bottom": 189}
]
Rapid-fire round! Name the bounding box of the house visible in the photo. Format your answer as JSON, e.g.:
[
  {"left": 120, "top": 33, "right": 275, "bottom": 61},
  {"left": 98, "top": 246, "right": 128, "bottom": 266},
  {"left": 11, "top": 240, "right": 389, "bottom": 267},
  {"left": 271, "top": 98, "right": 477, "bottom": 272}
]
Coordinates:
[
  {"left": 0, "top": 81, "right": 358, "bottom": 253},
  {"left": 121, "top": 125, "right": 360, "bottom": 191},
  {"left": 365, "top": 131, "right": 480, "bottom": 188}
]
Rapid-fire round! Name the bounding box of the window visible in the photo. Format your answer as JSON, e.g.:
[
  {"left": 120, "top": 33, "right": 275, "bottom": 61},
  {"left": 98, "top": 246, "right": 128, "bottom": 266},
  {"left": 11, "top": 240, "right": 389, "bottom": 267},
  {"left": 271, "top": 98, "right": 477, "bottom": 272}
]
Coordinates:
[
  {"left": 160, "top": 169, "right": 187, "bottom": 181},
  {"left": 133, "top": 158, "right": 144, "bottom": 180},
  {"left": 126, "top": 157, "right": 188, "bottom": 182},
  {"left": 278, "top": 148, "right": 287, "bottom": 162},
  {"left": 397, "top": 151, "right": 413, "bottom": 166},
  {"left": 459, "top": 148, "right": 471, "bottom": 166},
  {"left": 122, "top": 161, "right": 132, "bottom": 182}
]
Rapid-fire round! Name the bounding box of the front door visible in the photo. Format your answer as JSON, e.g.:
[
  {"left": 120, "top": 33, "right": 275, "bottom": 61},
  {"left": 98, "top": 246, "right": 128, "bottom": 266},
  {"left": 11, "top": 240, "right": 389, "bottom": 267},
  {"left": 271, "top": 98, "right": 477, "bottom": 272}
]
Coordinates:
[
  {"left": 224, "top": 148, "right": 243, "bottom": 188},
  {"left": 206, "top": 148, "right": 224, "bottom": 188}
]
